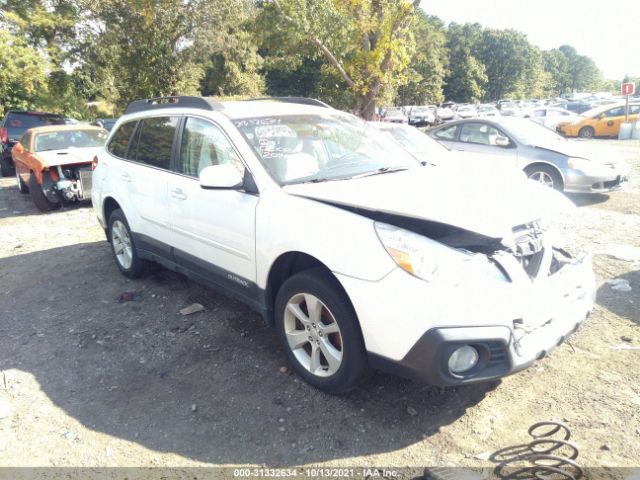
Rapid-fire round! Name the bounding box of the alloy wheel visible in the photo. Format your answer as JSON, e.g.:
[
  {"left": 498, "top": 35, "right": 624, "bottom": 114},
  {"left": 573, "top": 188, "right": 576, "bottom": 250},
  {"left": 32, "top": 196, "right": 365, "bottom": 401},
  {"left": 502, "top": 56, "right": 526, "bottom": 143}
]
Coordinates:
[
  {"left": 529, "top": 171, "right": 554, "bottom": 188},
  {"left": 283, "top": 293, "right": 343, "bottom": 377},
  {"left": 111, "top": 220, "right": 133, "bottom": 269}
]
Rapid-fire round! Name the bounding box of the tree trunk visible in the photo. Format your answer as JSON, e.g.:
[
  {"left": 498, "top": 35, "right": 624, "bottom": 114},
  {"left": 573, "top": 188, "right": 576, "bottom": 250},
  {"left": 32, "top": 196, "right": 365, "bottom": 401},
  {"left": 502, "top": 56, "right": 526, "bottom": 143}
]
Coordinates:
[{"left": 358, "top": 90, "right": 377, "bottom": 120}]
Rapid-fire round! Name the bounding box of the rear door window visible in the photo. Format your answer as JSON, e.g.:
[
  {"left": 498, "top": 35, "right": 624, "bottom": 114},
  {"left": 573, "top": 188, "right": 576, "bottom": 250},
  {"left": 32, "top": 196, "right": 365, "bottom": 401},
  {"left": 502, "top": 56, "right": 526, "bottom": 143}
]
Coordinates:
[
  {"left": 132, "top": 117, "right": 179, "bottom": 170},
  {"left": 107, "top": 121, "right": 137, "bottom": 158}
]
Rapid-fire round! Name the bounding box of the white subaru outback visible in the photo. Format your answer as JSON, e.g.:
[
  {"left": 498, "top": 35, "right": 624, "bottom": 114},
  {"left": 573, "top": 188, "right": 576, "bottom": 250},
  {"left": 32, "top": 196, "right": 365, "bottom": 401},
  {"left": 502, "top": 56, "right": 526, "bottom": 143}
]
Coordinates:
[{"left": 92, "top": 96, "right": 596, "bottom": 393}]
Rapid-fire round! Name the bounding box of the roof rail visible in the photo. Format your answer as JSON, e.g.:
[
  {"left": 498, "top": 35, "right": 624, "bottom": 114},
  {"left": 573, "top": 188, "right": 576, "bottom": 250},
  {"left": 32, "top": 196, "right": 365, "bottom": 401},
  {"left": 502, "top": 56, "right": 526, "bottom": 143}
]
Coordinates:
[
  {"left": 244, "top": 97, "right": 332, "bottom": 109},
  {"left": 124, "top": 96, "right": 224, "bottom": 115}
]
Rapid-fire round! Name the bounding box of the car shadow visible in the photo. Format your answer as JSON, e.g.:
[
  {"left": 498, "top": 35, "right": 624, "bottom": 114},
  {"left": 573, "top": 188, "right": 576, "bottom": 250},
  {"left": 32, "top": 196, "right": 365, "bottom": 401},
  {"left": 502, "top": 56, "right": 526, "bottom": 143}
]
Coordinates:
[
  {"left": 0, "top": 242, "right": 498, "bottom": 465},
  {"left": 595, "top": 269, "right": 640, "bottom": 326},
  {"left": 565, "top": 193, "right": 610, "bottom": 207}
]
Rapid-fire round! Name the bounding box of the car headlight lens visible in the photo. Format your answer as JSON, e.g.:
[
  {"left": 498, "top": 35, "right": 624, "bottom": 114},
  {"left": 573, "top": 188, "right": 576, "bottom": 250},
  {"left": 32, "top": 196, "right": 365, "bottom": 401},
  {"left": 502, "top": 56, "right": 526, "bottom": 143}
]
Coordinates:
[
  {"left": 374, "top": 222, "right": 507, "bottom": 284},
  {"left": 567, "top": 157, "right": 591, "bottom": 170}
]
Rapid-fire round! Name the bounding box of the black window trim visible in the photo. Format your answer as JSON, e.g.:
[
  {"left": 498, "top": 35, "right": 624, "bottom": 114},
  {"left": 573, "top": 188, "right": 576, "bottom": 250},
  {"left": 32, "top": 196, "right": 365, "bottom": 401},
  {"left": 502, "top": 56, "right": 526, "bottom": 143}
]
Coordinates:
[{"left": 107, "top": 119, "right": 139, "bottom": 160}]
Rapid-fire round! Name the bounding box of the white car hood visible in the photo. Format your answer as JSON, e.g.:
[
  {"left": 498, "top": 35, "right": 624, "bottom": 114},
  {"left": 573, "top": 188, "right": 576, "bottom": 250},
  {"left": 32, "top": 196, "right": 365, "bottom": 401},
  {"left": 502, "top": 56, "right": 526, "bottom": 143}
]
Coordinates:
[
  {"left": 284, "top": 167, "right": 574, "bottom": 240},
  {"left": 37, "top": 147, "right": 101, "bottom": 168}
]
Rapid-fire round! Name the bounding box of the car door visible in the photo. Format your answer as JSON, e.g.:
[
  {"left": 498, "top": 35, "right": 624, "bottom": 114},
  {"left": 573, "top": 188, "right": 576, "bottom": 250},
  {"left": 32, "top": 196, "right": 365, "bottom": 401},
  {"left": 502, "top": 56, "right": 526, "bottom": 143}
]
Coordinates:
[
  {"left": 168, "top": 116, "right": 259, "bottom": 297},
  {"left": 453, "top": 122, "right": 518, "bottom": 166},
  {"left": 594, "top": 106, "right": 625, "bottom": 136},
  {"left": 122, "top": 116, "right": 179, "bottom": 254}
]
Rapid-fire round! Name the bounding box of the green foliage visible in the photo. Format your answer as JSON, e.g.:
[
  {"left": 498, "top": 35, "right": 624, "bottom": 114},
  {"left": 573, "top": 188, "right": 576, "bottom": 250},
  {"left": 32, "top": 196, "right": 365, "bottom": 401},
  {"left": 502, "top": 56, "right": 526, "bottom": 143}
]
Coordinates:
[{"left": 443, "top": 23, "right": 487, "bottom": 103}]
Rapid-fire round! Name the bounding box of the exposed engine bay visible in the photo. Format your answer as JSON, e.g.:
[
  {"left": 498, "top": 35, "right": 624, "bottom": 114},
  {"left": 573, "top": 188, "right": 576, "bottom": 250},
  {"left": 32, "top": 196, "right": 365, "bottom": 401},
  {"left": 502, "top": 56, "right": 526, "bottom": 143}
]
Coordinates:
[{"left": 52, "top": 165, "right": 92, "bottom": 202}]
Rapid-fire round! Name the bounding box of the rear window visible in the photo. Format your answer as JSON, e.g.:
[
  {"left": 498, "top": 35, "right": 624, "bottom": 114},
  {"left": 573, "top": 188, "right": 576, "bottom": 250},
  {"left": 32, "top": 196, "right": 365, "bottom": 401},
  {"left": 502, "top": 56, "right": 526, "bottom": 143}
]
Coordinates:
[
  {"left": 4, "top": 112, "right": 65, "bottom": 138},
  {"left": 34, "top": 129, "right": 107, "bottom": 152},
  {"left": 107, "top": 121, "right": 137, "bottom": 158}
]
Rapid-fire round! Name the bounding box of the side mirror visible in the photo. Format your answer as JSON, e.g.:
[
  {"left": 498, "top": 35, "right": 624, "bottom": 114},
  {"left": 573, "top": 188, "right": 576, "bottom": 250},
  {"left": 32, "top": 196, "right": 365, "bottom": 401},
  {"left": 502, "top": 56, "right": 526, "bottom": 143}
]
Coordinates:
[
  {"left": 199, "top": 164, "right": 244, "bottom": 189},
  {"left": 495, "top": 136, "right": 510, "bottom": 147},
  {"left": 13, "top": 143, "right": 24, "bottom": 154},
  {"left": 597, "top": 113, "right": 606, "bottom": 120}
]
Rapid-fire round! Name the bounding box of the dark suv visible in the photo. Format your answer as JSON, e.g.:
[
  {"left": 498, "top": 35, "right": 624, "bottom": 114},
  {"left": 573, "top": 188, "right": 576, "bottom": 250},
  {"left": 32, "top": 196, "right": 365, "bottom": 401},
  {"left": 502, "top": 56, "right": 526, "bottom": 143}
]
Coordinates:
[{"left": 0, "top": 110, "right": 65, "bottom": 176}]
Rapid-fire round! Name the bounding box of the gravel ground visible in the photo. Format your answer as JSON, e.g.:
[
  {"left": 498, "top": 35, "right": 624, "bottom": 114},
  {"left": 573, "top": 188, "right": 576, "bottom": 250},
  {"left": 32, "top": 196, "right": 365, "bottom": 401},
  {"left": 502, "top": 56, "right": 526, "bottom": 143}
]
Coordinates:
[{"left": 0, "top": 139, "right": 639, "bottom": 479}]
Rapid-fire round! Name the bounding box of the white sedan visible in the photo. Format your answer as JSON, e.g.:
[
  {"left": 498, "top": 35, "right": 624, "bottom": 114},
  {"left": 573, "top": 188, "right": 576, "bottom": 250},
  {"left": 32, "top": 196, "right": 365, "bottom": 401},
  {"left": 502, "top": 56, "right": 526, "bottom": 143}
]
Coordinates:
[{"left": 529, "top": 107, "right": 578, "bottom": 130}]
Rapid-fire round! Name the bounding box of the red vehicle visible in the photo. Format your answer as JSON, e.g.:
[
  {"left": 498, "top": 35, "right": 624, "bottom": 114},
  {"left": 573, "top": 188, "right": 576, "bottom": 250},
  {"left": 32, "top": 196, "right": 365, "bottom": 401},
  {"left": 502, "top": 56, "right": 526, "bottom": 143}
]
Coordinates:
[{"left": 12, "top": 125, "right": 107, "bottom": 211}]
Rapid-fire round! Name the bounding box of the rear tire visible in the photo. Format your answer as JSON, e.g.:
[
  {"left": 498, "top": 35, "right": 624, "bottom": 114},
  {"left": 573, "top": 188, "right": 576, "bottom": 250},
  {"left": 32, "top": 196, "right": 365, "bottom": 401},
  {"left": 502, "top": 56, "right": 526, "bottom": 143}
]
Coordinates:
[
  {"left": 28, "top": 174, "right": 61, "bottom": 211},
  {"left": 108, "top": 208, "right": 147, "bottom": 278},
  {"left": 0, "top": 155, "right": 13, "bottom": 177},
  {"left": 525, "top": 164, "right": 563, "bottom": 191},
  {"left": 578, "top": 126, "right": 595, "bottom": 139},
  {"left": 16, "top": 169, "right": 29, "bottom": 193},
  {"left": 274, "top": 268, "right": 369, "bottom": 394}
]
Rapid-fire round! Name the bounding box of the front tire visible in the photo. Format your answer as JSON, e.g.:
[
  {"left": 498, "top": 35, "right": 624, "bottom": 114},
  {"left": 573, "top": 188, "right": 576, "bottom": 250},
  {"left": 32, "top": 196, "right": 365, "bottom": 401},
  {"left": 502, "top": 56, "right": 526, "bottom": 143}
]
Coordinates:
[
  {"left": 28, "top": 175, "right": 61, "bottom": 211},
  {"left": 274, "top": 268, "right": 368, "bottom": 394},
  {"left": 578, "top": 126, "right": 595, "bottom": 139},
  {"left": 525, "top": 164, "right": 563, "bottom": 191},
  {"left": 108, "top": 209, "right": 146, "bottom": 278}
]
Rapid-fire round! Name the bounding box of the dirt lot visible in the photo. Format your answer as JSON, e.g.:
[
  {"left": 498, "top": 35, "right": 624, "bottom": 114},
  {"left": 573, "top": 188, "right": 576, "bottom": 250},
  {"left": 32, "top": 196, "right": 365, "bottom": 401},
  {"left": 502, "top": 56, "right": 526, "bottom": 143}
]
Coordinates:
[{"left": 0, "top": 140, "right": 639, "bottom": 477}]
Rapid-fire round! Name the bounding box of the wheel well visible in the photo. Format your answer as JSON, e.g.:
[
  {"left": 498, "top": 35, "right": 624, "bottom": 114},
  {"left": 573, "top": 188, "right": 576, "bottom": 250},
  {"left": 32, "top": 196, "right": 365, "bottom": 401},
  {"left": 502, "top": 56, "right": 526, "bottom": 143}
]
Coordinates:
[
  {"left": 103, "top": 197, "right": 121, "bottom": 237},
  {"left": 524, "top": 162, "right": 564, "bottom": 188},
  {"left": 264, "top": 252, "right": 334, "bottom": 326}
]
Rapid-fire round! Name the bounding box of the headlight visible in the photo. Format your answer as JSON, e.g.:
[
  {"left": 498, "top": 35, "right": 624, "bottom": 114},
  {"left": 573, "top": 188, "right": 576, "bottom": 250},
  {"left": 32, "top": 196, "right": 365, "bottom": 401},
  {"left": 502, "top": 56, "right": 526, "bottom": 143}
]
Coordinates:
[
  {"left": 567, "top": 157, "right": 591, "bottom": 171},
  {"left": 374, "top": 222, "right": 507, "bottom": 284}
]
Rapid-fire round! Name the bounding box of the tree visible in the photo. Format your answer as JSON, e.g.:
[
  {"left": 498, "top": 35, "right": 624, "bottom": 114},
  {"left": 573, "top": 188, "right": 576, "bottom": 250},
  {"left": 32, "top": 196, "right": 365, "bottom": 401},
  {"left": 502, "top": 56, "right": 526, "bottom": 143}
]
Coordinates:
[
  {"left": 397, "top": 12, "right": 447, "bottom": 105},
  {"left": 0, "top": 29, "right": 50, "bottom": 109},
  {"left": 475, "top": 29, "right": 542, "bottom": 100},
  {"left": 443, "top": 23, "right": 486, "bottom": 103},
  {"left": 266, "top": 0, "right": 422, "bottom": 119},
  {"left": 558, "top": 45, "right": 602, "bottom": 92}
]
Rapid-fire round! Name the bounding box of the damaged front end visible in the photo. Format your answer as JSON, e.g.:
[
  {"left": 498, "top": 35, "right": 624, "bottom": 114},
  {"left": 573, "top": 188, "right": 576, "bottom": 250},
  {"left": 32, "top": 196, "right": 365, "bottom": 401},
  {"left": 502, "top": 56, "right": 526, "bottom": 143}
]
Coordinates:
[{"left": 44, "top": 164, "right": 93, "bottom": 203}]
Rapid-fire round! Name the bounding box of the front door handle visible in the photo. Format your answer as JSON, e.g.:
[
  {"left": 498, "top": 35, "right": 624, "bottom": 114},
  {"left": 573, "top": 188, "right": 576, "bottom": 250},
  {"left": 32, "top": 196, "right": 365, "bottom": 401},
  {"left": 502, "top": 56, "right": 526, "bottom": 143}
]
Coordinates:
[
  {"left": 170, "top": 188, "right": 187, "bottom": 200},
  {"left": 121, "top": 173, "right": 131, "bottom": 182}
]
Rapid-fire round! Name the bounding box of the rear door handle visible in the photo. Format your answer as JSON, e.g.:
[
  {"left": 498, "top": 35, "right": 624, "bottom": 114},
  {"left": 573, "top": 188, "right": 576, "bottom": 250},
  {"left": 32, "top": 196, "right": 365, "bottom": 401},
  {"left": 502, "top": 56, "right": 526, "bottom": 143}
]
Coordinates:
[
  {"left": 170, "top": 188, "right": 187, "bottom": 200},
  {"left": 121, "top": 173, "right": 131, "bottom": 182}
]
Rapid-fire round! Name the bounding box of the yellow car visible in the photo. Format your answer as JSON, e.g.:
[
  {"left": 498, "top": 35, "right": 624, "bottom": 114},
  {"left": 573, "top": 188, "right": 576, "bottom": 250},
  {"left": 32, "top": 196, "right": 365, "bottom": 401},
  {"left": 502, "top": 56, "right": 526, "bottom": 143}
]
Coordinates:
[{"left": 556, "top": 102, "right": 640, "bottom": 138}]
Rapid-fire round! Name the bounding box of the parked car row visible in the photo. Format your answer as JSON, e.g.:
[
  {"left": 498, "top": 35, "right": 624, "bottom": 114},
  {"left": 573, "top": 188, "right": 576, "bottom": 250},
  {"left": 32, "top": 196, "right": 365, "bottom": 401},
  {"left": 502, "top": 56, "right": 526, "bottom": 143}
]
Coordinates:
[{"left": 5, "top": 96, "right": 627, "bottom": 395}]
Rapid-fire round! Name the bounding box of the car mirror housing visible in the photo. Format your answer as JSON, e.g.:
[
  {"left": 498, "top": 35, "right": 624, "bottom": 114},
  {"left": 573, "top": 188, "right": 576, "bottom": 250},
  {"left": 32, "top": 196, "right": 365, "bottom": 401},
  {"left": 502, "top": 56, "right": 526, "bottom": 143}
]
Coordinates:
[
  {"left": 495, "top": 136, "right": 510, "bottom": 147},
  {"left": 199, "top": 164, "right": 244, "bottom": 190},
  {"left": 13, "top": 143, "right": 24, "bottom": 154}
]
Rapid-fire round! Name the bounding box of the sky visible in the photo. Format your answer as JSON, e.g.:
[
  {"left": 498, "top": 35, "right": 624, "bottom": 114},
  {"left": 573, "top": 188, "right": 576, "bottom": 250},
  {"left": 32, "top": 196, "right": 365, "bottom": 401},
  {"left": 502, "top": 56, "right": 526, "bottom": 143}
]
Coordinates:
[{"left": 421, "top": 0, "right": 640, "bottom": 80}]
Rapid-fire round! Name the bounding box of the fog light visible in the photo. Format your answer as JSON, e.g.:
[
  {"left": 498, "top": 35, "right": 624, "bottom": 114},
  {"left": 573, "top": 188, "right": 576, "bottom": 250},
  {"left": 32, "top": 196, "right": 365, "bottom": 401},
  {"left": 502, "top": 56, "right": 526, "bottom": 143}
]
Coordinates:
[{"left": 448, "top": 345, "right": 479, "bottom": 374}]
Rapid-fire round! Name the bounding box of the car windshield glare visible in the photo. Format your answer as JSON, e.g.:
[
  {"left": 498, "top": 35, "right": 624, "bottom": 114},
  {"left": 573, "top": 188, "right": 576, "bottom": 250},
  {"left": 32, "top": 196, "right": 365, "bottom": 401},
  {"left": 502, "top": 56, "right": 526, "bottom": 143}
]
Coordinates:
[
  {"left": 35, "top": 129, "right": 108, "bottom": 152},
  {"left": 379, "top": 126, "right": 448, "bottom": 161},
  {"left": 234, "top": 114, "right": 419, "bottom": 185},
  {"left": 501, "top": 119, "right": 565, "bottom": 146}
]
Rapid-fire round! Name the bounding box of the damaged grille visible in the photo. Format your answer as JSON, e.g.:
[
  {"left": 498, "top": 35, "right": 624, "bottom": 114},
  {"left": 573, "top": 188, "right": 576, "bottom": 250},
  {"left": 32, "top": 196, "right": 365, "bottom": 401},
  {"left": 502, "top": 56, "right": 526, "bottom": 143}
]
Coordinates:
[{"left": 508, "top": 221, "right": 546, "bottom": 278}]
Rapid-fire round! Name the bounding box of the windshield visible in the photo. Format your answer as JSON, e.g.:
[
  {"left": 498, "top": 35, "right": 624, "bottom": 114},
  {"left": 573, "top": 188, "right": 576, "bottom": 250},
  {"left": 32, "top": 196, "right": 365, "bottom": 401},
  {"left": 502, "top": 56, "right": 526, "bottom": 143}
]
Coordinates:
[
  {"left": 235, "top": 114, "right": 420, "bottom": 185},
  {"left": 34, "top": 129, "right": 108, "bottom": 152},
  {"left": 501, "top": 118, "right": 566, "bottom": 146},
  {"left": 377, "top": 125, "right": 448, "bottom": 162},
  {"left": 412, "top": 107, "right": 430, "bottom": 113}
]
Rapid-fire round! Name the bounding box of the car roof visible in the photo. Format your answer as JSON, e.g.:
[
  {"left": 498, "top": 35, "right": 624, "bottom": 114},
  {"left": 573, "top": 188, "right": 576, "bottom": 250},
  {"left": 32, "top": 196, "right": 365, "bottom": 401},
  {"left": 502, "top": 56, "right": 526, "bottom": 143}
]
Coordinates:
[{"left": 27, "top": 125, "right": 107, "bottom": 134}]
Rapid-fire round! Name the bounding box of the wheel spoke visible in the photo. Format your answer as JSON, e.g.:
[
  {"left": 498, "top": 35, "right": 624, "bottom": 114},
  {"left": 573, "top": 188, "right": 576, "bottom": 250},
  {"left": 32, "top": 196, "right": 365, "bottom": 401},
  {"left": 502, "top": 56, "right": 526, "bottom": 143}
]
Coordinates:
[
  {"left": 318, "top": 338, "right": 342, "bottom": 373},
  {"left": 287, "top": 303, "right": 310, "bottom": 325},
  {"left": 309, "top": 343, "right": 322, "bottom": 373},
  {"left": 319, "top": 321, "right": 340, "bottom": 335},
  {"left": 286, "top": 329, "right": 309, "bottom": 350},
  {"left": 113, "top": 242, "right": 125, "bottom": 255},
  {"left": 304, "top": 294, "right": 322, "bottom": 323}
]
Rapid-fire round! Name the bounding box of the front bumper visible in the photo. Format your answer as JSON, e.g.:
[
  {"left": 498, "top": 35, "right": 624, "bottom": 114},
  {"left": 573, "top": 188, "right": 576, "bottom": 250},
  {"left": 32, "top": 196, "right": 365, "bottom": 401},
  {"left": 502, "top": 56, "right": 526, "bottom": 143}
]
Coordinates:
[
  {"left": 338, "top": 251, "right": 595, "bottom": 386},
  {"left": 564, "top": 166, "right": 630, "bottom": 194}
]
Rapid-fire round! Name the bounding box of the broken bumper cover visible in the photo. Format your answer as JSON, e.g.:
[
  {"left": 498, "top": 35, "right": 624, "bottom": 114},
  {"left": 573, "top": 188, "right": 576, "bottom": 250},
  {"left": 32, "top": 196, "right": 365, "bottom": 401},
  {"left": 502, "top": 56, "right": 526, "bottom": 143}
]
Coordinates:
[{"left": 349, "top": 253, "right": 595, "bottom": 386}]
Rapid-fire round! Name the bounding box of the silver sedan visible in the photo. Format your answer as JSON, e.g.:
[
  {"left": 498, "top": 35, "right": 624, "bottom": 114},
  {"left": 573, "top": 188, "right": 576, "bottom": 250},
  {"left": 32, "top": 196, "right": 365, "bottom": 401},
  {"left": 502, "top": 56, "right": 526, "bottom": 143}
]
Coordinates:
[{"left": 426, "top": 118, "right": 630, "bottom": 194}]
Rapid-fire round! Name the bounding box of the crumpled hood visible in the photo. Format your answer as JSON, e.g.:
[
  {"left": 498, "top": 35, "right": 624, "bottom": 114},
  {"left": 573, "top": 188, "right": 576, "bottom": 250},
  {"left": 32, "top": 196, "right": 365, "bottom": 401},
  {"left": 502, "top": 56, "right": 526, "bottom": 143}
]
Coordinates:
[
  {"left": 284, "top": 167, "right": 574, "bottom": 240},
  {"left": 37, "top": 147, "right": 101, "bottom": 168}
]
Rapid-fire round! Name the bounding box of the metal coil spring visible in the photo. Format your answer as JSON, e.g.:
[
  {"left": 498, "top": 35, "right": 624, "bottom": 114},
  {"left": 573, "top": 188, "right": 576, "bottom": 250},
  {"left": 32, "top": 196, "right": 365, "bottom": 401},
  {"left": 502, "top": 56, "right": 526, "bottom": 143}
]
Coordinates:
[{"left": 492, "top": 421, "right": 583, "bottom": 480}]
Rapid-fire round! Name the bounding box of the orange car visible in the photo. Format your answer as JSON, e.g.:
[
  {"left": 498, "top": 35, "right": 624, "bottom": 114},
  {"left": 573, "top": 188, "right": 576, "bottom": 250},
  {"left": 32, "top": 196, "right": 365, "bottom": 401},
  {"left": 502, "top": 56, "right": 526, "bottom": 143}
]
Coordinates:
[
  {"left": 556, "top": 102, "right": 640, "bottom": 138},
  {"left": 12, "top": 125, "right": 108, "bottom": 211}
]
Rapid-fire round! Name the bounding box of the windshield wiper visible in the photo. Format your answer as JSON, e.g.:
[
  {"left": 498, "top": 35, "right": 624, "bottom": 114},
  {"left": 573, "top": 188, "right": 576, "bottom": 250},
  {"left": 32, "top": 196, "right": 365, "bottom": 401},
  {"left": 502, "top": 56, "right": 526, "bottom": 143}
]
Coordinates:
[{"left": 352, "top": 167, "right": 409, "bottom": 179}]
